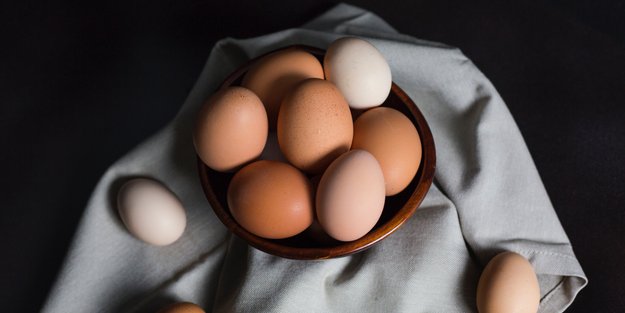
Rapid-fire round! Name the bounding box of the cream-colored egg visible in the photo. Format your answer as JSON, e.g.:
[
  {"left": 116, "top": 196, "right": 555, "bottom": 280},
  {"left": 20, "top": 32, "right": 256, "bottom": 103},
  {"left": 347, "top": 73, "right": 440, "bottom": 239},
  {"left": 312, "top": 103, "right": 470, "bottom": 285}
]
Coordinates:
[
  {"left": 117, "top": 178, "right": 186, "bottom": 246},
  {"left": 477, "top": 251, "right": 540, "bottom": 313},
  {"left": 316, "top": 150, "right": 385, "bottom": 241},
  {"left": 324, "top": 37, "right": 392, "bottom": 109}
]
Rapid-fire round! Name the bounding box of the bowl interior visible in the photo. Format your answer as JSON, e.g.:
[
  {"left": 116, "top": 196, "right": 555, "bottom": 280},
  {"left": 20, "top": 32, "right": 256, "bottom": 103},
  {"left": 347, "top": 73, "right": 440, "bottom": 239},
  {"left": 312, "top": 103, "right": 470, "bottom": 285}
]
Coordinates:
[{"left": 198, "top": 45, "right": 436, "bottom": 259}]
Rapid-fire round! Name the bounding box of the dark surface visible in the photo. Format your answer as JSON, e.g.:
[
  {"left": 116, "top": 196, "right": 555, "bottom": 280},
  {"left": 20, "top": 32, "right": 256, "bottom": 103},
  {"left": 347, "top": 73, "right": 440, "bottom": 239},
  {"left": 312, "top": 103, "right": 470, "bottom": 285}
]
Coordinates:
[{"left": 2, "top": 0, "right": 624, "bottom": 312}]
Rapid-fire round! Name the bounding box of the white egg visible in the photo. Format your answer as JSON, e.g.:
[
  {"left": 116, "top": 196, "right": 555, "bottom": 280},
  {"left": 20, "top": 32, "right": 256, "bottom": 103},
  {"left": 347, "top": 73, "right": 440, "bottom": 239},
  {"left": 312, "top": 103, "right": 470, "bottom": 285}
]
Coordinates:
[
  {"left": 117, "top": 178, "right": 186, "bottom": 246},
  {"left": 324, "top": 37, "right": 392, "bottom": 109}
]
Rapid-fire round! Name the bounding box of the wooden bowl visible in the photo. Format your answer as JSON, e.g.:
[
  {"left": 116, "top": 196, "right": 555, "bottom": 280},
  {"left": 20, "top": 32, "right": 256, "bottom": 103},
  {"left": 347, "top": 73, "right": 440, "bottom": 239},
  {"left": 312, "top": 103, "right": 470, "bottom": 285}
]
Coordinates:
[{"left": 198, "top": 45, "right": 436, "bottom": 259}]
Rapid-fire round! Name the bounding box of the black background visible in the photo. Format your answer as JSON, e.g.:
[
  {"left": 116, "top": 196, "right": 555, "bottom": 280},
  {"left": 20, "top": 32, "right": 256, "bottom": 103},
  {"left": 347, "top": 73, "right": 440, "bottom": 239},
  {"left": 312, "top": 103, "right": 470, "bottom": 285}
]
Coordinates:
[{"left": 2, "top": 1, "right": 624, "bottom": 312}]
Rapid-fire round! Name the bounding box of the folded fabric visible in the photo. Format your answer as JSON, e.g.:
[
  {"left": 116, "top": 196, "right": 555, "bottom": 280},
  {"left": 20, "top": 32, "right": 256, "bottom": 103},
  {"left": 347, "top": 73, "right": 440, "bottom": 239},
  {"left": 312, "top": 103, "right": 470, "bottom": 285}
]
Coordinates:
[{"left": 43, "top": 4, "right": 587, "bottom": 313}]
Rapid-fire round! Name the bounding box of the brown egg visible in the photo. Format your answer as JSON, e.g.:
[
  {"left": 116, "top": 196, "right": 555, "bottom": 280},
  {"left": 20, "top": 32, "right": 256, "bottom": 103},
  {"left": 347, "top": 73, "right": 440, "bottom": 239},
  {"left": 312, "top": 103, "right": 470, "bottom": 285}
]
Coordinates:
[
  {"left": 193, "top": 86, "right": 268, "bottom": 172},
  {"left": 477, "top": 252, "right": 540, "bottom": 313},
  {"left": 227, "top": 160, "right": 314, "bottom": 239},
  {"left": 277, "top": 78, "right": 353, "bottom": 174},
  {"left": 316, "top": 150, "right": 386, "bottom": 241},
  {"left": 242, "top": 48, "right": 324, "bottom": 129},
  {"left": 157, "top": 302, "right": 205, "bottom": 313},
  {"left": 352, "top": 107, "right": 422, "bottom": 196}
]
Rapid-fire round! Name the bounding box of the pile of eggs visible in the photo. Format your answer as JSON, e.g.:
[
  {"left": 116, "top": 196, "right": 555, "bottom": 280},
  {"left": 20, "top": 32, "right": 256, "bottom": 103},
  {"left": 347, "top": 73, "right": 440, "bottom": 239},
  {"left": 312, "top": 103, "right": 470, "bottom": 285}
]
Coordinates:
[{"left": 194, "top": 37, "right": 422, "bottom": 242}]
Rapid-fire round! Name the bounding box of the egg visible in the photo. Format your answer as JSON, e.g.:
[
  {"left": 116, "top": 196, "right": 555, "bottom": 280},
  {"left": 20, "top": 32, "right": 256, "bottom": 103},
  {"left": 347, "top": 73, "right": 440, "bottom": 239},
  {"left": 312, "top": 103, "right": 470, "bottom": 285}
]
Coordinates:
[
  {"left": 157, "top": 302, "right": 205, "bottom": 313},
  {"left": 324, "top": 37, "right": 392, "bottom": 109},
  {"left": 193, "top": 86, "right": 268, "bottom": 172},
  {"left": 227, "top": 160, "right": 314, "bottom": 239},
  {"left": 117, "top": 178, "right": 186, "bottom": 246},
  {"left": 316, "top": 150, "right": 386, "bottom": 241},
  {"left": 352, "top": 107, "right": 422, "bottom": 196},
  {"left": 277, "top": 78, "right": 353, "bottom": 173},
  {"left": 242, "top": 47, "right": 324, "bottom": 129},
  {"left": 477, "top": 252, "right": 540, "bottom": 313}
]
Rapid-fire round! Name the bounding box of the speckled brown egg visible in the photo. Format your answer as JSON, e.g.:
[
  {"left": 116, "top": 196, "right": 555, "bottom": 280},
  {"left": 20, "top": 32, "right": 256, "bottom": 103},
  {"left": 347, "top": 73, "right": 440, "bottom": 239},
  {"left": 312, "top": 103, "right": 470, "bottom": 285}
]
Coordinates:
[
  {"left": 242, "top": 48, "right": 324, "bottom": 129},
  {"left": 277, "top": 78, "right": 353, "bottom": 174},
  {"left": 227, "top": 160, "right": 314, "bottom": 239},
  {"left": 351, "top": 107, "right": 422, "bottom": 196},
  {"left": 193, "top": 86, "right": 268, "bottom": 172},
  {"left": 477, "top": 252, "right": 540, "bottom": 313},
  {"left": 157, "top": 302, "right": 205, "bottom": 313}
]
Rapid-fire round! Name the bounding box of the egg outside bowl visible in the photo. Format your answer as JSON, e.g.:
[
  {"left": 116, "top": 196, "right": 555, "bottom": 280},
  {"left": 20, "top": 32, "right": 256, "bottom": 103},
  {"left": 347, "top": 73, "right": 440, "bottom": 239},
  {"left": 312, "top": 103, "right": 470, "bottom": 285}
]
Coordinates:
[{"left": 198, "top": 45, "right": 436, "bottom": 260}]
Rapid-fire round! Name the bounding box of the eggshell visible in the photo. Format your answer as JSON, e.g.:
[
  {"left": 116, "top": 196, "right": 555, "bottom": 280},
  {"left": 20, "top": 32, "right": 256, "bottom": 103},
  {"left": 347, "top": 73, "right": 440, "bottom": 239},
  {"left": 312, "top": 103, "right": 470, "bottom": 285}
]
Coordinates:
[
  {"left": 193, "top": 86, "right": 268, "bottom": 172},
  {"left": 277, "top": 78, "right": 353, "bottom": 173},
  {"left": 477, "top": 252, "right": 540, "bottom": 313},
  {"left": 117, "top": 178, "right": 186, "bottom": 246},
  {"left": 316, "top": 150, "right": 386, "bottom": 241},
  {"left": 242, "top": 48, "right": 324, "bottom": 129},
  {"left": 227, "top": 160, "right": 314, "bottom": 239},
  {"left": 324, "top": 37, "right": 392, "bottom": 109},
  {"left": 352, "top": 107, "right": 422, "bottom": 196},
  {"left": 157, "top": 302, "right": 205, "bottom": 313}
]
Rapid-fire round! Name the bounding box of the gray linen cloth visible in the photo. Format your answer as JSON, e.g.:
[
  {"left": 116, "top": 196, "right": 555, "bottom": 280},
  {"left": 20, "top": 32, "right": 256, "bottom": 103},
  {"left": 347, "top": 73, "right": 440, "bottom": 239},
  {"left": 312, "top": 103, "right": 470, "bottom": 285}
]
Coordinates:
[{"left": 43, "top": 4, "right": 587, "bottom": 313}]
